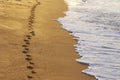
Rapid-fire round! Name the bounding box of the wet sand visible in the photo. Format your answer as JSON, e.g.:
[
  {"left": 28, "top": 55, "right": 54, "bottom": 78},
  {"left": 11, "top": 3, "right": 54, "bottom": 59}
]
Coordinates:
[{"left": 0, "top": 0, "right": 96, "bottom": 80}]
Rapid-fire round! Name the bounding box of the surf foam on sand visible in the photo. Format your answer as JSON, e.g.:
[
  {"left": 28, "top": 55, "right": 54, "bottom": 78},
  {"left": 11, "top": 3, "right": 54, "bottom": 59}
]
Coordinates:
[{"left": 58, "top": 0, "right": 120, "bottom": 80}]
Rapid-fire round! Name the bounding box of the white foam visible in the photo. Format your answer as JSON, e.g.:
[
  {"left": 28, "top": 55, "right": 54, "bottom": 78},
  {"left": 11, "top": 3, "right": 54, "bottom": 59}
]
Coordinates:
[{"left": 58, "top": 0, "right": 120, "bottom": 80}]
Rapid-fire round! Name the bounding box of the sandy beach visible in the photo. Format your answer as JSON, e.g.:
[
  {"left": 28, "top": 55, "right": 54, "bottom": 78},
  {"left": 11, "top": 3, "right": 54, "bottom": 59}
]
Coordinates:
[{"left": 0, "top": 0, "right": 96, "bottom": 80}]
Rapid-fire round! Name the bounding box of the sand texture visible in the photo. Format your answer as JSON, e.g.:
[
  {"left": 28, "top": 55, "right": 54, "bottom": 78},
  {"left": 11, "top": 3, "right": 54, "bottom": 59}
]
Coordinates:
[{"left": 0, "top": 0, "right": 95, "bottom": 80}]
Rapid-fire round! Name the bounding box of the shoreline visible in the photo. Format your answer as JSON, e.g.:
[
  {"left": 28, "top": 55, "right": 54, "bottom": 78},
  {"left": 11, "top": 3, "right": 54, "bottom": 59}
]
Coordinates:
[
  {"left": 0, "top": 0, "right": 96, "bottom": 80},
  {"left": 32, "top": 0, "right": 96, "bottom": 80}
]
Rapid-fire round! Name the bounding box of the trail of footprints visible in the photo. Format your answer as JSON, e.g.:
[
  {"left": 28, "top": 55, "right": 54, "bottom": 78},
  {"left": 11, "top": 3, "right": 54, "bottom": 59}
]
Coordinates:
[{"left": 22, "top": 2, "right": 40, "bottom": 80}]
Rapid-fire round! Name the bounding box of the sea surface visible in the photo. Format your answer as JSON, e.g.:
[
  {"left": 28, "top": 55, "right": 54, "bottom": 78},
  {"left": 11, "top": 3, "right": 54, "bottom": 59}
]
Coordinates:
[{"left": 58, "top": 0, "right": 120, "bottom": 80}]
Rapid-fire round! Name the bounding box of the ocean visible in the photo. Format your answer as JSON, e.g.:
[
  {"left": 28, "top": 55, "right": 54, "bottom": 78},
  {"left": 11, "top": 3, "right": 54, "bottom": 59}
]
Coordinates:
[{"left": 58, "top": 0, "right": 120, "bottom": 80}]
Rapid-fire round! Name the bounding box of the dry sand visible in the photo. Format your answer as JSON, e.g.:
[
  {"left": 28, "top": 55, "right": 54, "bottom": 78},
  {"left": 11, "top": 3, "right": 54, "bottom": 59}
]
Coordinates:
[{"left": 0, "top": 0, "right": 96, "bottom": 80}]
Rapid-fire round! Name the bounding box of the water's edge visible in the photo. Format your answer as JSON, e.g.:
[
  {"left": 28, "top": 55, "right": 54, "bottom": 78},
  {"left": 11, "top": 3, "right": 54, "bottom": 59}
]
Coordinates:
[{"left": 58, "top": 0, "right": 120, "bottom": 80}]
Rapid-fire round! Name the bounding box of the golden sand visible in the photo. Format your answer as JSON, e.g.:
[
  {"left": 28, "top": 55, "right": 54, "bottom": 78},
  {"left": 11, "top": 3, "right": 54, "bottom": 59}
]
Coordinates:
[{"left": 0, "top": 0, "right": 96, "bottom": 80}]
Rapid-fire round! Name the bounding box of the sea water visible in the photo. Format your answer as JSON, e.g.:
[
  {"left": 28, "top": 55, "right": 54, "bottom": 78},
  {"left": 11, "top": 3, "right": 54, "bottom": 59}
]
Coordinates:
[{"left": 58, "top": 0, "right": 120, "bottom": 80}]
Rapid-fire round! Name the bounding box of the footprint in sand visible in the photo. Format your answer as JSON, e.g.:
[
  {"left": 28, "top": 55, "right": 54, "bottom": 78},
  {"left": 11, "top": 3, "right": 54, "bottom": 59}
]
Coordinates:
[
  {"left": 26, "top": 54, "right": 31, "bottom": 57},
  {"left": 30, "top": 31, "right": 35, "bottom": 36},
  {"left": 29, "top": 62, "right": 35, "bottom": 65},
  {"left": 31, "top": 70, "right": 36, "bottom": 74},
  {"left": 22, "top": 44, "right": 29, "bottom": 47},
  {"left": 29, "top": 19, "right": 34, "bottom": 23},
  {"left": 25, "top": 57, "right": 32, "bottom": 61},
  {"left": 24, "top": 47, "right": 29, "bottom": 50},
  {"left": 27, "top": 75, "right": 33, "bottom": 79},
  {"left": 22, "top": 50, "right": 29, "bottom": 54},
  {"left": 25, "top": 42, "right": 30, "bottom": 45},
  {"left": 24, "top": 39, "right": 29, "bottom": 42},
  {"left": 27, "top": 66, "right": 34, "bottom": 70}
]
